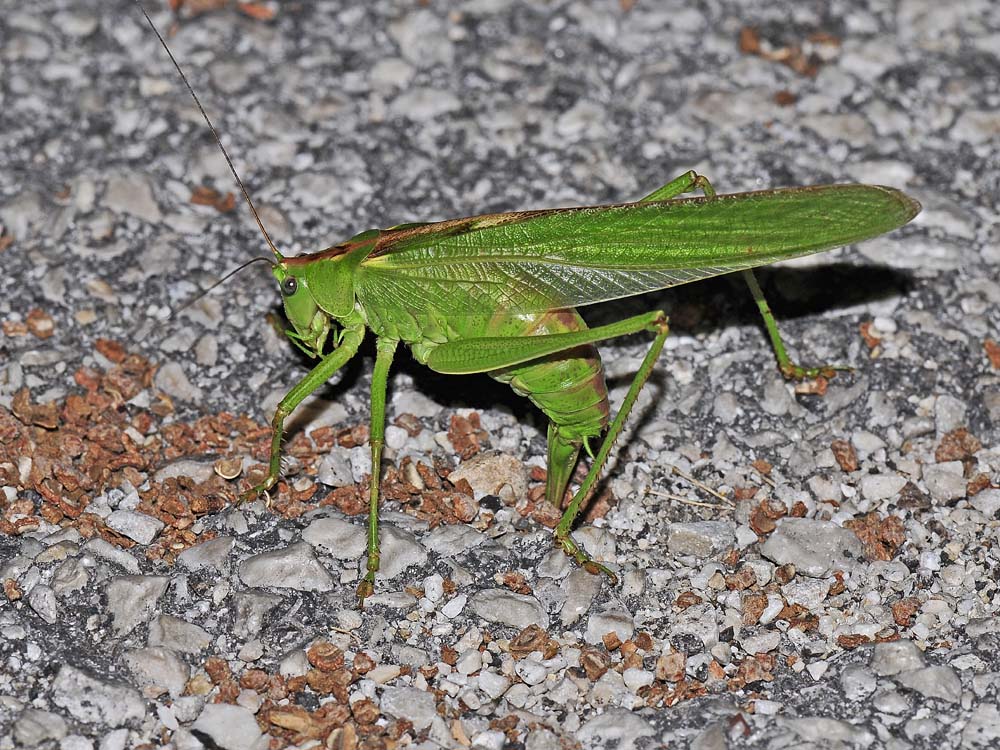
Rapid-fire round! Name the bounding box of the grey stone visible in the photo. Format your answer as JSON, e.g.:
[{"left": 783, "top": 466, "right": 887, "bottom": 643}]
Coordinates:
[
  {"left": 153, "top": 361, "right": 203, "bottom": 402},
  {"left": 934, "top": 394, "right": 967, "bottom": 434},
  {"left": 560, "top": 567, "right": 601, "bottom": 627},
  {"left": 923, "top": 462, "right": 967, "bottom": 502},
  {"left": 779, "top": 717, "right": 875, "bottom": 746},
  {"left": 738, "top": 629, "right": 781, "bottom": 655},
  {"left": 13, "top": 708, "right": 68, "bottom": 746},
  {"left": 124, "top": 647, "right": 190, "bottom": 698},
  {"left": 896, "top": 665, "right": 962, "bottom": 703},
  {"left": 578, "top": 708, "right": 655, "bottom": 750},
  {"left": 105, "top": 510, "right": 164, "bottom": 545},
  {"left": 302, "top": 515, "right": 367, "bottom": 559},
  {"left": 667, "top": 521, "right": 736, "bottom": 558},
  {"left": 871, "top": 640, "right": 925, "bottom": 676},
  {"left": 448, "top": 451, "right": 528, "bottom": 503},
  {"left": 379, "top": 686, "right": 437, "bottom": 731},
  {"left": 478, "top": 670, "right": 511, "bottom": 700},
  {"left": 105, "top": 576, "right": 169, "bottom": 636},
  {"left": 760, "top": 518, "right": 864, "bottom": 577},
  {"left": 781, "top": 578, "right": 831, "bottom": 610},
  {"left": 469, "top": 589, "right": 547, "bottom": 629},
  {"left": 584, "top": 608, "right": 634, "bottom": 645},
  {"left": 239, "top": 542, "right": 334, "bottom": 592},
  {"left": 147, "top": 615, "right": 211, "bottom": 654},
  {"left": 177, "top": 536, "right": 234, "bottom": 572},
  {"left": 104, "top": 171, "right": 161, "bottom": 223},
  {"left": 51, "top": 665, "right": 145, "bottom": 726},
  {"left": 840, "top": 664, "right": 877, "bottom": 701},
  {"left": 27, "top": 583, "right": 58, "bottom": 624},
  {"left": 81, "top": 539, "right": 140, "bottom": 574},
  {"left": 316, "top": 448, "right": 354, "bottom": 488},
  {"left": 859, "top": 474, "right": 907, "bottom": 503},
  {"left": 375, "top": 525, "right": 428, "bottom": 580},
  {"left": 191, "top": 704, "right": 262, "bottom": 750},
  {"left": 233, "top": 591, "right": 283, "bottom": 637},
  {"left": 50, "top": 558, "right": 89, "bottom": 595},
  {"left": 423, "top": 524, "right": 486, "bottom": 555},
  {"left": 670, "top": 603, "right": 720, "bottom": 648},
  {"left": 961, "top": 703, "right": 1000, "bottom": 748},
  {"left": 971, "top": 489, "right": 1000, "bottom": 517}
]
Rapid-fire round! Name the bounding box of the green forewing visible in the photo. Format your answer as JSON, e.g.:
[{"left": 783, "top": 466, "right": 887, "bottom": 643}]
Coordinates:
[{"left": 357, "top": 185, "right": 919, "bottom": 315}]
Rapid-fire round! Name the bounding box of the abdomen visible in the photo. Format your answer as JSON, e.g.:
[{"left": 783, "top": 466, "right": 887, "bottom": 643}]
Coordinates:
[{"left": 482, "top": 309, "right": 610, "bottom": 441}]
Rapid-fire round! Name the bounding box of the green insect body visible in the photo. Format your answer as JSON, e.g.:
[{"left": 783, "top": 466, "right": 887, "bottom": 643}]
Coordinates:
[
  {"left": 258, "top": 176, "right": 919, "bottom": 602},
  {"left": 133, "top": 2, "right": 920, "bottom": 605}
]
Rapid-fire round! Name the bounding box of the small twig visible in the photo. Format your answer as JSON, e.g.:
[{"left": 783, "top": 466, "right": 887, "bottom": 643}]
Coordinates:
[
  {"left": 669, "top": 465, "right": 734, "bottom": 506},
  {"left": 646, "top": 488, "right": 734, "bottom": 512}
]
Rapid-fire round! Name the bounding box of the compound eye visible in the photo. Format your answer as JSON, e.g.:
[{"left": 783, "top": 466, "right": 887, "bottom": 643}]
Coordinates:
[{"left": 281, "top": 277, "right": 298, "bottom": 296}]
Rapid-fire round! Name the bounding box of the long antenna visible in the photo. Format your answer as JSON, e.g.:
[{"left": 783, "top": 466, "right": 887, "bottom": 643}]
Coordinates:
[
  {"left": 165, "top": 256, "right": 276, "bottom": 323},
  {"left": 133, "top": 0, "right": 284, "bottom": 261}
]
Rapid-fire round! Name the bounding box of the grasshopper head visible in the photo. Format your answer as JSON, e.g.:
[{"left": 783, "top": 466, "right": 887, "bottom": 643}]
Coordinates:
[{"left": 273, "top": 264, "right": 330, "bottom": 358}]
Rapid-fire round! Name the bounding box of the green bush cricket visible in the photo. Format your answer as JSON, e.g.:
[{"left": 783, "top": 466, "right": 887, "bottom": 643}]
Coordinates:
[{"left": 137, "top": 4, "right": 920, "bottom": 605}]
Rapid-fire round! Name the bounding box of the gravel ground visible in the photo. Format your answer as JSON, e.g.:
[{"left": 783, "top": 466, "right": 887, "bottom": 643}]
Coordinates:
[{"left": 2, "top": 1, "right": 999, "bottom": 748}]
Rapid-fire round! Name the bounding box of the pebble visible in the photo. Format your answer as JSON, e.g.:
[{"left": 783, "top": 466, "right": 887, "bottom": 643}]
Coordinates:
[
  {"left": 760, "top": 518, "right": 864, "bottom": 577},
  {"left": 239, "top": 542, "right": 335, "bottom": 592},
  {"left": 970, "top": 489, "right": 1000, "bottom": 517},
  {"left": 961, "top": 704, "right": 1000, "bottom": 748},
  {"left": 105, "top": 576, "right": 169, "bottom": 636},
  {"left": 379, "top": 686, "right": 438, "bottom": 730},
  {"left": 516, "top": 656, "right": 549, "bottom": 686},
  {"left": 578, "top": 709, "right": 655, "bottom": 750},
  {"left": 859, "top": 474, "right": 907, "bottom": 503},
  {"left": 456, "top": 649, "right": 483, "bottom": 676},
  {"left": 27, "top": 583, "right": 58, "bottom": 624},
  {"left": 190, "top": 704, "right": 262, "bottom": 750},
  {"left": 45, "top": 558, "right": 88, "bottom": 593},
  {"left": 52, "top": 665, "right": 145, "bottom": 726},
  {"left": 447, "top": 451, "right": 528, "bottom": 503},
  {"left": 670, "top": 603, "right": 720, "bottom": 648},
  {"left": 840, "top": 664, "right": 877, "bottom": 701},
  {"left": 560, "top": 568, "right": 602, "bottom": 627},
  {"left": 367, "top": 665, "right": 402, "bottom": 684},
  {"left": 13, "top": 708, "right": 67, "bottom": 746},
  {"left": 423, "top": 524, "right": 486, "bottom": 555},
  {"left": 440, "top": 593, "right": 468, "bottom": 619},
  {"left": 103, "top": 171, "right": 161, "bottom": 223},
  {"left": 738, "top": 629, "right": 781, "bottom": 655},
  {"left": 316, "top": 448, "right": 354, "bottom": 487},
  {"left": 622, "top": 668, "right": 655, "bottom": 692},
  {"left": 301, "top": 516, "right": 367, "bottom": 559},
  {"left": 584, "top": 609, "right": 635, "bottom": 645},
  {"left": 375, "top": 525, "right": 429, "bottom": 580},
  {"left": 779, "top": 717, "right": 875, "bottom": 746},
  {"left": 233, "top": 591, "right": 283, "bottom": 638},
  {"left": 781, "top": 578, "right": 831, "bottom": 610},
  {"left": 123, "top": 647, "right": 190, "bottom": 698},
  {"left": 147, "top": 615, "right": 211, "bottom": 654},
  {"left": 82, "top": 538, "right": 140, "bottom": 574},
  {"left": 896, "top": 665, "right": 963, "bottom": 703},
  {"left": 469, "top": 589, "right": 547, "bottom": 629},
  {"left": 478, "top": 670, "right": 511, "bottom": 700},
  {"left": 104, "top": 510, "right": 164, "bottom": 545},
  {"left": 666, "top": 521, "right": 736, "bottom": 558},
  {"left": 934, "top": 394, "right": 967, "bottom": 434},
  {"left": 152, "top": 361, "right": 203, "bottom": 402},
  {"left": 177, "top": 536, "right": 234, "bottom": 572},
  {"left": 873, "top": 688, "right": 911, "bottom": 714},
  {"left": 152, "top": 460, "right": 216, "bottom": 485},
  {"left": 871, "top": 640, "right": 925, "bottom": 676},
  {"left": 922, "top": 462, "right": 967, "bottom": 502}
]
